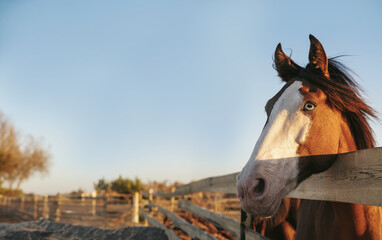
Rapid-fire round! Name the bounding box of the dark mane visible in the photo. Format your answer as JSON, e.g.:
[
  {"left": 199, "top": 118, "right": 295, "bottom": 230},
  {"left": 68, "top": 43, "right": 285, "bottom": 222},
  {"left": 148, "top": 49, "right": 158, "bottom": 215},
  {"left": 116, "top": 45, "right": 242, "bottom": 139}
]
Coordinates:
[{"left": 298, "top": 58, "right": 377, "bottom": 149}]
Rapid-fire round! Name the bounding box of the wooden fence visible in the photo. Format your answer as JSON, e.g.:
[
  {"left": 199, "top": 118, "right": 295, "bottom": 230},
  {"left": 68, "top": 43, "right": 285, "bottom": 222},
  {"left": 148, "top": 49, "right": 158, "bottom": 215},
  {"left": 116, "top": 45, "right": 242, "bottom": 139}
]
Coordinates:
[
  {"left": 0, "top": 147, "right": 381, "bottom": 239},
  {"left": 0, "top": 193, "right": 139, "bottom": 229},
  {"left": 140, "top": 147, "right": 382, "bottom": 240}
]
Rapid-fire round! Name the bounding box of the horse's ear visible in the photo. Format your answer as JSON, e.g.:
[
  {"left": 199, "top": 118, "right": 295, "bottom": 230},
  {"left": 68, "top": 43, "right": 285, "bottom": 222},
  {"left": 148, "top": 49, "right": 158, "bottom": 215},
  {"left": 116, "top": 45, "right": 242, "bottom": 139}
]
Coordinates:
[
  {"left": 274, "top": 43, "right": 301, "bottom": 82},
  {"left": 308, "top": 34, "right": 329, "bottom": 78}
]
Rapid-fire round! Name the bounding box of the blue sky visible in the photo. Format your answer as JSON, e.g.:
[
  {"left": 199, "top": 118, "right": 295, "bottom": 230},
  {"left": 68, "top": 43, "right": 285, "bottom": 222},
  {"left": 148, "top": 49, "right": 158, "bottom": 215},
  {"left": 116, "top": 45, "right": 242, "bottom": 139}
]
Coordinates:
[{"left": 0, "top": 1, "right": 381, "bottom": 194}]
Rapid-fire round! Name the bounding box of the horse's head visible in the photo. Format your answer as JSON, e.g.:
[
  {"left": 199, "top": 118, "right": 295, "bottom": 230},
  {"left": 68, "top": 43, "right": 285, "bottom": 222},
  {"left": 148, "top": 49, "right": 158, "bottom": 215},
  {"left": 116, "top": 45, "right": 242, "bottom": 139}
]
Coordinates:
[{"left": 236, "top": 35, "right": 375, "bottom": 217}]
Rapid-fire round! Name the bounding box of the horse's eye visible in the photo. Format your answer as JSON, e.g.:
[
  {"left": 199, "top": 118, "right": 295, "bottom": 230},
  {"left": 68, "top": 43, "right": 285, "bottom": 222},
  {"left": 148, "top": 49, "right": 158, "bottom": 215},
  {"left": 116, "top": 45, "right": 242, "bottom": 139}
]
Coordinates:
[{"left": 303, "top": 102, "right": 316, "bottom": 111}]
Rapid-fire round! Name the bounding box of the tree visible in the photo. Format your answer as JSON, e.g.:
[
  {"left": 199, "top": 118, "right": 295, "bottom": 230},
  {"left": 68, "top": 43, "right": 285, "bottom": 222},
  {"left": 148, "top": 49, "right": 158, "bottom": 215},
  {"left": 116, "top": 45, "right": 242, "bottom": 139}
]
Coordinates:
[
  {"left": 0, "top": 112, "right": 51, "bottom": 193},
  {"left": 94, "top": 176, "right": 144, "bottom": 194},
  {"left": 13, "top": 137, "right": 50, "bottom": 190},
  {"left": 94, "top": 177, "right": 111, "bottom": 193},
  {"left": 132, "top": 177, "right": 143, "bottom": 193}
]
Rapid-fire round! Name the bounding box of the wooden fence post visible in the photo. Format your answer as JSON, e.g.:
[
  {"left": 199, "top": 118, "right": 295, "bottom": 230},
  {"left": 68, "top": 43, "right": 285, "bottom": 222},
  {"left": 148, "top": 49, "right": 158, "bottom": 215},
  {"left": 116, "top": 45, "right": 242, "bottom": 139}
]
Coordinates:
[
  {"left": 33, "top": 195, "right": 38, "bottom": 220},
  {"left": 214, "top": 193, "right": 221, "bottom": 213},
  {"left": 170, "top": 186, "right": 176, "bottom": 212},
  {"left": 51, "top": 194, "right": 62, "bottom": 222},
  {"left": 132, "top": 192, "right": 139, "bottom": 224},
  {"left": 20, "top": 196, "right": 24, "bottom": 212},
  {"left": 42, "top": 195, "right": 49, "bottom": 219},
  {"left": 81, "top": 193, "right": 85, "bottom": 206},
  {"left": 148, "top": 188, "right": 154, "bottom": 215},
  {"left": 149, "top": 188, "right": 153, "bottom": 202},
  {"left": 103, "top": 195, "right": 108, "bottom": 215},
  {"left": 91, "top": 197, "right": 96, "bottom": 217},
  {"left": 199, "top": 192, "right": 203, "bottom": 198},
  {"left": 16, "top": 197, "right": 20, "bottom": 210},
  {"left": 144, "top": 189, "right": 153, "bottom": 226}
]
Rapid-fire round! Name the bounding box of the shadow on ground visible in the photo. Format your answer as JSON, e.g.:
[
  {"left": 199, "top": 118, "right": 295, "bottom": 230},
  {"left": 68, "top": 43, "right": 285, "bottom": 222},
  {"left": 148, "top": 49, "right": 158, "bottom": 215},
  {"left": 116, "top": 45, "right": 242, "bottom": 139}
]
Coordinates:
[{"left": 0, "top": 219, "right": 168, "bottom": 240}]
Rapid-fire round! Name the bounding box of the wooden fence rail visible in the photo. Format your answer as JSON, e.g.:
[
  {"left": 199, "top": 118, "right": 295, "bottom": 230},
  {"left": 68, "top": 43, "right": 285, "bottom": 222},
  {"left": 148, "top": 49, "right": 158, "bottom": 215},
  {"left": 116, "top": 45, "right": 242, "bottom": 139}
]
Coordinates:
[
  {"left": 288, "top": 147, "right": 382, "bottom": 206},
  {"left": 141, "top": 147, "right": 382, "bottom": 239},
  {"left": 0, "top": 195, "right": 138, "bottom": 229},
  {"left": 147, "top": 147, "right": 382, "bottom": 206},
  {"left": 149, "top": 202, "right": 218, "bottom": 240},
  {"left": 178, "top": 200, "right": 266, "bottom": 240},
  {"left": 140, "top": 209, "right": 181, "bottom": 240}
]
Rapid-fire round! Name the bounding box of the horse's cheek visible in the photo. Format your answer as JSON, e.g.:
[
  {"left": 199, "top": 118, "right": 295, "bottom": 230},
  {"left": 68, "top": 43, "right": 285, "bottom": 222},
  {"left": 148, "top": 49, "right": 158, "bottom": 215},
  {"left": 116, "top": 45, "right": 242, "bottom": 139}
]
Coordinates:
[{"left": 299, "top": 108, "right": 341, "bottom": 156}]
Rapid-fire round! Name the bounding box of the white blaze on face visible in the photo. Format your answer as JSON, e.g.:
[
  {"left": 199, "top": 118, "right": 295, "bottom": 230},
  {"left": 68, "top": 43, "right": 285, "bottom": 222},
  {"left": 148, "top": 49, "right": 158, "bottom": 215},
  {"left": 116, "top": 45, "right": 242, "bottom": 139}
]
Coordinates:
[
  {"left": 254, "top": 81, "right": 311, "bottom": 160},
  {"left": 238, "top": 81, "right": 312, "bottom": 197}
]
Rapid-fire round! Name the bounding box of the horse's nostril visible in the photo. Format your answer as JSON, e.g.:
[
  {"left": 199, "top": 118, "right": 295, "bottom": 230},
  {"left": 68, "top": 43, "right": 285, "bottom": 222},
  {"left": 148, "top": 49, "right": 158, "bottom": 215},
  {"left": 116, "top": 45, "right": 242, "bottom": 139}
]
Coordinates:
[{"left": 253, "top": 178, "right": 265, "bottom": 197}]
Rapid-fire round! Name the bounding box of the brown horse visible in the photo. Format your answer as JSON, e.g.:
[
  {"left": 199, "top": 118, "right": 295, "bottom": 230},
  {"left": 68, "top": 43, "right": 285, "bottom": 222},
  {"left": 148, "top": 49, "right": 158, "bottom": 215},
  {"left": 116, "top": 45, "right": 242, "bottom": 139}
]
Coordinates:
[{"left": 236, "top": 35, "right": 382, "bottom": 239}]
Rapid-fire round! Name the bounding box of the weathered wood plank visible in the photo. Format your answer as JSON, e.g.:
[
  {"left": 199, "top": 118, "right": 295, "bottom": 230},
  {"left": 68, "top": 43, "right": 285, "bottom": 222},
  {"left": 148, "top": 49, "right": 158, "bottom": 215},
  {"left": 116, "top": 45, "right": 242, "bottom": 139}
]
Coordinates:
[
  {"left": 288, "top": 147, "right": 382, "bottom": 206},
  {"left": 148, "top": 173, "right": 238, "bottom": 198},
  {"left": 140, "top": 209, "right": 181, "bottom": 240},
  {"left": 149, "top": 203, "right": 218, "bottom": 240},
  {"left": 147, "top": 147, "right": 382, "bottom": 206},
  {"left": 178, "top": 200, "right": 269, "bottom": 240}
]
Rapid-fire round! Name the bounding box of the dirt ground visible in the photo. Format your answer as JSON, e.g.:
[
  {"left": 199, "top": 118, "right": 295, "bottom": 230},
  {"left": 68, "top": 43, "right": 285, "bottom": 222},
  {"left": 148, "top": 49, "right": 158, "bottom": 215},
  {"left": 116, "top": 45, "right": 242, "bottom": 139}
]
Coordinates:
[{"left": 0, "top": 215, "right": 21, "bottom": 224}]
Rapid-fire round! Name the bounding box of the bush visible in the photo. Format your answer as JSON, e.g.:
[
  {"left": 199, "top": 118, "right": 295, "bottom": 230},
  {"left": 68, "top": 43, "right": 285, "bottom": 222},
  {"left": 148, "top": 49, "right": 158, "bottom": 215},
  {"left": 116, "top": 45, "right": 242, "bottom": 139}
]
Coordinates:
[{"left": 94, "top": 176, "right": 143, "bottom": 195}]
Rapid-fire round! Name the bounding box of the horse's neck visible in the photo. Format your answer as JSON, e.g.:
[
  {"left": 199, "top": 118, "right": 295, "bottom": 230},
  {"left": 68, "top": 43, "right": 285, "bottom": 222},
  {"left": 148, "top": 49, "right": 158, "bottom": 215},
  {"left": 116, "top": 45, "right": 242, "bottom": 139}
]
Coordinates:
[
  {"left": 337, "top": 120, "right": 356, "bottom": 153},
  {"left": 331, "top": 122, "right": 382, "bottom": 239},
  {"left": 297, "top": 121, "right": 382, "bottom": 240},
  {"left": 297, "top": 201, "right": 382, "bottom": 240},
  {"left": 331, "top": 202, "right": 382, "bottom": 239}
]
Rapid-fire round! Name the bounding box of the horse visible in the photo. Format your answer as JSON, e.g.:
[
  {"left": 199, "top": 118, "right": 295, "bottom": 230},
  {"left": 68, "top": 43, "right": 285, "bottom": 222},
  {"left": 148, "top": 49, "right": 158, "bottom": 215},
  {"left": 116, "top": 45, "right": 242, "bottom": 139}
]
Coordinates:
[{"left": 236, "top": 35, "right": 382, "bottom": 239}]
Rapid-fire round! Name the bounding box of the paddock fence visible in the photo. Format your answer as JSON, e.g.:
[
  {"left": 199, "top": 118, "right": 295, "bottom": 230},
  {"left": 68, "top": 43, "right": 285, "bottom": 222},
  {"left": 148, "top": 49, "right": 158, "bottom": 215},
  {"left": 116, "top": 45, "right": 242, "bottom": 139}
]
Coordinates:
[
  {"left": 0, "top": 147, "right": 381, "bottom": 239},
  {"left": 140, "top": 147, "right": 382, "bottom": 240},
  {"left": 0, "top": 193, "right": 138, "bottom": 229}
]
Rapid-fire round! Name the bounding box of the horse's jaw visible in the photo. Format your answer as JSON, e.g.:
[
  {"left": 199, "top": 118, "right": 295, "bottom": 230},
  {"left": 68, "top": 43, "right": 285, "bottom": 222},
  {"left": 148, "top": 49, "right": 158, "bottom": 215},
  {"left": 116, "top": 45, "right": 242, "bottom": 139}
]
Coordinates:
[{"left": 237, "top": 156, "right": 299, "bottom": 217}]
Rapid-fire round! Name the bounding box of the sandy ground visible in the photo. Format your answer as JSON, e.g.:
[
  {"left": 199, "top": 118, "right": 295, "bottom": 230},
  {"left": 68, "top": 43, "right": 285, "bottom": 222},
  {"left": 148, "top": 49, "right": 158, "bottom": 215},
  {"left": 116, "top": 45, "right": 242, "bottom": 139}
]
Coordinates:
[{"left": 0, "top": 216, "right": 21, "bottom": 224}]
